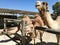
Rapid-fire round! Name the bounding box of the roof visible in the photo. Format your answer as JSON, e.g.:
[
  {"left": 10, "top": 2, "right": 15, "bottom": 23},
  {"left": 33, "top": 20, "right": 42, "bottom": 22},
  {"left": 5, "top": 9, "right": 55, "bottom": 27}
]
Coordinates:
[{"left": 0, "top": 8, "right": 38, "bottom": 15}]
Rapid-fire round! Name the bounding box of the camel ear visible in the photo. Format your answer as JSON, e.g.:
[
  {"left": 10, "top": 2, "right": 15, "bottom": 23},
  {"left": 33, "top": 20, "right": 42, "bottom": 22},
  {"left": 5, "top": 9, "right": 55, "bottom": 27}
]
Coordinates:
[
  {"left": 46, "top": 2, "right": 48, "bottom": 9},
  {"left": 42, "top": 2, "right": 45, "bottom": 5},
  {"left": 42, "top": 2, "right": 48, "bottom": 9}
]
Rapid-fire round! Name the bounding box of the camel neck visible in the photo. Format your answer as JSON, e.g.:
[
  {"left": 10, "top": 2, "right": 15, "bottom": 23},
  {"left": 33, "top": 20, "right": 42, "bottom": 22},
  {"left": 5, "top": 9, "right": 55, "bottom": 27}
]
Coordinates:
[
  {"left": 39, "top": 11, "right": 55, "bottom": 28},
  {"left": 44, "top": 12, "right": 54, "bottom": 22}
]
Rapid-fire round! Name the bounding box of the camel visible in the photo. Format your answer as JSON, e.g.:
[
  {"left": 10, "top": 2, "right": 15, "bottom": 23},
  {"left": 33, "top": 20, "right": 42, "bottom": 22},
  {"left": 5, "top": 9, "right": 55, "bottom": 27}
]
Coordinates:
[
  {"left": 23, "top": 15, "right": 35, "bottom": 38},
  {"left": 35, "top": 1, "right": 60, "bottom": 45},
  {"left": 33, "top": 14, "right": 45, "bottom": 42},
  {"left": 23, "top": 15, "right": 45, "bottom": 43},
  {"left": 0, "top": 15, "right": 44, "bottom": 44}
]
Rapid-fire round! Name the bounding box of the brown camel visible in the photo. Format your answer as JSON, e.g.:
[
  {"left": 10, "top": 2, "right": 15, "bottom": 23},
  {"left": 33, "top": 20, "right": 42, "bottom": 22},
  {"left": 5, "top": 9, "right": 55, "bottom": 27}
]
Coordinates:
[
  {"left": 23, "top": 15, "right": 35, "bottom": 38},
  {"left": 35, "top": 1, "right": 60, "bottom": 45},
  {"left": 33, "top": 14, "right": 45, "bottom": 42},
  {"left": 23, "top": 15, "right": 45, "bottom": 43}
]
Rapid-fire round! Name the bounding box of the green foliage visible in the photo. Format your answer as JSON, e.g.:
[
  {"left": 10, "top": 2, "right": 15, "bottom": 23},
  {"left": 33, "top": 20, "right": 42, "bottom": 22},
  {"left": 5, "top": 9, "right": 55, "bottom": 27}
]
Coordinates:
[
  {"left": 29, "top": 16, "right": 34, "bottom": 19},
  {"left": 52, "top": 2, "right": 60, "bottom": 14},
  {"left": 18, "top": 16, "right": 23, "bottom": 19},
  {"left": 18, "top": 16, "right": 34, "bottom": 19}
]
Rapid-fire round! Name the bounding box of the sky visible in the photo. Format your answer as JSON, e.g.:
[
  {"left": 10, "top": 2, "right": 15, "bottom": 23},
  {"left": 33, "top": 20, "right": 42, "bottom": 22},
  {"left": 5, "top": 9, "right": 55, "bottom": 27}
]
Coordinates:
[{"left": 0, "top": 0, "right": 60, "bottom": 13}]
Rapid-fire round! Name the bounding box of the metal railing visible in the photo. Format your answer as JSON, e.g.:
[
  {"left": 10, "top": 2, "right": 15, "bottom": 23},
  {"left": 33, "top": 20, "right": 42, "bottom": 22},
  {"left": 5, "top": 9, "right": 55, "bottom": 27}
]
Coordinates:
[
  {"left": 3, "top": 18, "right": 26, "bottom": 45},
  {"left": 35, "top": 26, "right": 60, "bottom": 45}
]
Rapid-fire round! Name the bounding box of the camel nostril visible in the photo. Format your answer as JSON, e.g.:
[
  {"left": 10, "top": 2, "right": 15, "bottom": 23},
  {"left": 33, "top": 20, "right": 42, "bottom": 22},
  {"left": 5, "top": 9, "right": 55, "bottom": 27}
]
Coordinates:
[{"left": 31, "top": 27, "right": 33, "bottom": 29}]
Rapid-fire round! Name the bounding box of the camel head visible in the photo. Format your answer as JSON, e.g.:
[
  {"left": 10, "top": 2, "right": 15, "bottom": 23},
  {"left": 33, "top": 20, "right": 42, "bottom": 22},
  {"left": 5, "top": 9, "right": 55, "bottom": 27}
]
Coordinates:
[
  {"left": 35, "top": 1, "right": 48, "bottom": 11},
  {"left": 23, "top": 15, "right": 32, "bottom": 24},
  {"left": 23, "top": 15, "right": 35, "bottom": 38}
]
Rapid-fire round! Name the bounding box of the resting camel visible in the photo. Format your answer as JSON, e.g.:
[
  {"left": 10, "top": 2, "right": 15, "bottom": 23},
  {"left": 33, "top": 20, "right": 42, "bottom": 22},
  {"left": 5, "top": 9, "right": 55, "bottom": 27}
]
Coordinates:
[
  {"left": 23, "top": 15, "right": 44, "bottom": 43},
  {"left": 35, "top": 1, "right": 60, "bottom": 45}
]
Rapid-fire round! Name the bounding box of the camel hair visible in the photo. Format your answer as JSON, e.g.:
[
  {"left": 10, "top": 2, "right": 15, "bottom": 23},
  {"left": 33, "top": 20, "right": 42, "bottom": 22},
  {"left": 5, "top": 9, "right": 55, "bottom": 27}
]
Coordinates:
[{"left": 35, "top": 1, "right": 60, "bottom": 44}]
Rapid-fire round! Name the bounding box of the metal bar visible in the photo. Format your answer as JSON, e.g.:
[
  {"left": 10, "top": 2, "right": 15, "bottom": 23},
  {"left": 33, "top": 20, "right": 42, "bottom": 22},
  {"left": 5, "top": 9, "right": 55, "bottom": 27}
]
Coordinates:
[
  {"left": 4, "top": 18, "right": 7, "bottom": 33},
  {"left": 35, "top": 26, "right": 60, "bottom": 35},
  {"left": 5, "top": 34, "right": 20, "bottom": 45},
  {"left": 35, "top": 26, "right": 60, "bottom": 45},
  {"left": 3, "top": 18, "right": 22, "bottom": 45},
  {"left": 4, "top": 18, "right": 6, "bottom": 29},
  {"left": 4, "top": 18, "right": 22, "bottom": 23}
]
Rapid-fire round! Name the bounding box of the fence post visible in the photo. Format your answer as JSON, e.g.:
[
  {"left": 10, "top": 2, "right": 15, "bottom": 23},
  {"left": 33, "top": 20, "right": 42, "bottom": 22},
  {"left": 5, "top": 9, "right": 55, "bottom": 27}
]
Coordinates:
[
  {"left": 21, "top": 19, "right": 26, "bottom": 45},
  {"left": 4, "top": 18, "right": 7, "bottom": 34}
]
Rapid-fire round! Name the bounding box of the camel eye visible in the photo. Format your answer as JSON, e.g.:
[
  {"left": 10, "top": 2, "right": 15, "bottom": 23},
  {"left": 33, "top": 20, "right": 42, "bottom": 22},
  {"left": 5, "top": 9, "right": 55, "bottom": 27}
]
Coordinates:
[
  {"left": 37, "top": 5, "right": 40, "bottom": 6},
  {"left": 31, "top": 27, "right": 33, "bottom": 29},
  {"left": 42, "top": 2, "right": 45, "bottom": 5}
]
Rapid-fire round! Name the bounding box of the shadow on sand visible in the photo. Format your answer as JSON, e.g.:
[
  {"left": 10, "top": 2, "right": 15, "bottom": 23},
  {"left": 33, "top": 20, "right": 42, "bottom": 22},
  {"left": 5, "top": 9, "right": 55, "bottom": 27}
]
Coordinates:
[
  {"left": 27, "top": 42, "right": 57, "bottom": 45},
  {"left": 0, "top": 33, "right": 57, "bottom": 45}
]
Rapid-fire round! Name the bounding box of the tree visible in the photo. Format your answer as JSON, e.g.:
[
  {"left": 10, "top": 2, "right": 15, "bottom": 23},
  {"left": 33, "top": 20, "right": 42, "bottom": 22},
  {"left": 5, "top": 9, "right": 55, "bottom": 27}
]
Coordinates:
[{"left": 52, "top": 2, "right": 60, "bottom": 15}]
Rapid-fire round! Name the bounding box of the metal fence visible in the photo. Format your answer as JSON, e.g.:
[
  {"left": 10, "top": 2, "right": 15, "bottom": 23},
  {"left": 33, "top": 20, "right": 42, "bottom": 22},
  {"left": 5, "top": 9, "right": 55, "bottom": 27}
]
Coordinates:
[
  {"left": 35, "top": 26, "right": 60, "bottom": 45},
  {"left": 3, "top": 18, "right": 26, "bottom": 45}
]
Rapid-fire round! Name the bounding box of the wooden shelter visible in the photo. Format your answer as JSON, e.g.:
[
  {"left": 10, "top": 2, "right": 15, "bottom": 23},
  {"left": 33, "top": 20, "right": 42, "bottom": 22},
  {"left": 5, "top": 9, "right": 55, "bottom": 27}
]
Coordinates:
[{"left": 0, "top": 8, "right": 38, "bottom": 29}]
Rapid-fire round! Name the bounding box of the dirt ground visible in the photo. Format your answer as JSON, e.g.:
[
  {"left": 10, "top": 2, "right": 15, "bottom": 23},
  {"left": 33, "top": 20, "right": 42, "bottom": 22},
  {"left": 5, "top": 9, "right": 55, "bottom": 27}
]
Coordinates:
[{"left": 0, "top": 31, "right": 58, "bottom": 45}]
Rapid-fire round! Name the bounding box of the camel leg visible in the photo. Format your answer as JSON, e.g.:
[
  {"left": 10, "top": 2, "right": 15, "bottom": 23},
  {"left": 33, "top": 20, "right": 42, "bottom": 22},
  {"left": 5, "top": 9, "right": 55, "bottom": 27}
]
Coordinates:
[
  {"left": 39, "top": 32, "right": 42, "bottom": 42},
  {"left": 56, "top": 35, "right": 60, "bottom": 45},
  {"left": 39, "top": 31, "right": 44, "bottom": 45}
]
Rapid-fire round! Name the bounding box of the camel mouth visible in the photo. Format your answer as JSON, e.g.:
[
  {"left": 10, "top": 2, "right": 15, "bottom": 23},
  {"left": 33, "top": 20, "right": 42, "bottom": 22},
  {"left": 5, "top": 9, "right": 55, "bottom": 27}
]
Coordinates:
[
  {"left": 26, "top": 31, "right": 33, "bottom": 37},
  {"left": 36, "top": 5, "right": 40, "bottom": 7},
  {"left": 35, "top": 2, "right": 41, "bottom": 8},
  {"left": 35, "top": 4, "right": 41, "bottom": 10},
  {"left": 35, "top": 1, "right": 42, "bottom": 9}
]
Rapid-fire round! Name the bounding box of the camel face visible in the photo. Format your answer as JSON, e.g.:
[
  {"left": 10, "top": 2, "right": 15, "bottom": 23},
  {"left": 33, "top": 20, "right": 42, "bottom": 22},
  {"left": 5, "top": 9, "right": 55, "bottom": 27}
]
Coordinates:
[
  {"left": 25, "top": 24, "right": 34, "bottom": 36},
  {"left": 23, "top": 15, "right": 33, "bottom": 33},
  {"left": 23, "top": 15, "right": 32, "bottom": 24},
  {"left": 23, "top": 15, "right": 34, "bottom": 37},
  {"left": 35, "top": 1, "right": 48, "bottom": 11},
  {"left": 35, "top": 1, "right": 42, "bottom": 11}
]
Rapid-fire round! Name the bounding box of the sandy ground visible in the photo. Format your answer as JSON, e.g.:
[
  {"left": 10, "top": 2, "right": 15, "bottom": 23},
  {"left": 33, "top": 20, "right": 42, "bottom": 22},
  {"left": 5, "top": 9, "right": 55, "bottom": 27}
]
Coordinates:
[{"left": 0, "top": 31, "right": 57, "bottom": 45}]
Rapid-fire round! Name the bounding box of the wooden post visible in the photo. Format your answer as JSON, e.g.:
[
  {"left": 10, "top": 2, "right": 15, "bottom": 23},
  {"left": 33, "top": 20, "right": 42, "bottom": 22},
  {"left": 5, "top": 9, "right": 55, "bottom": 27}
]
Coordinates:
[
  {"left": 21, "top": 19, "right": 26, "bottom": 45},
  {"left": 4, "top": 18, "right": 7, "bottom": 34}
]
